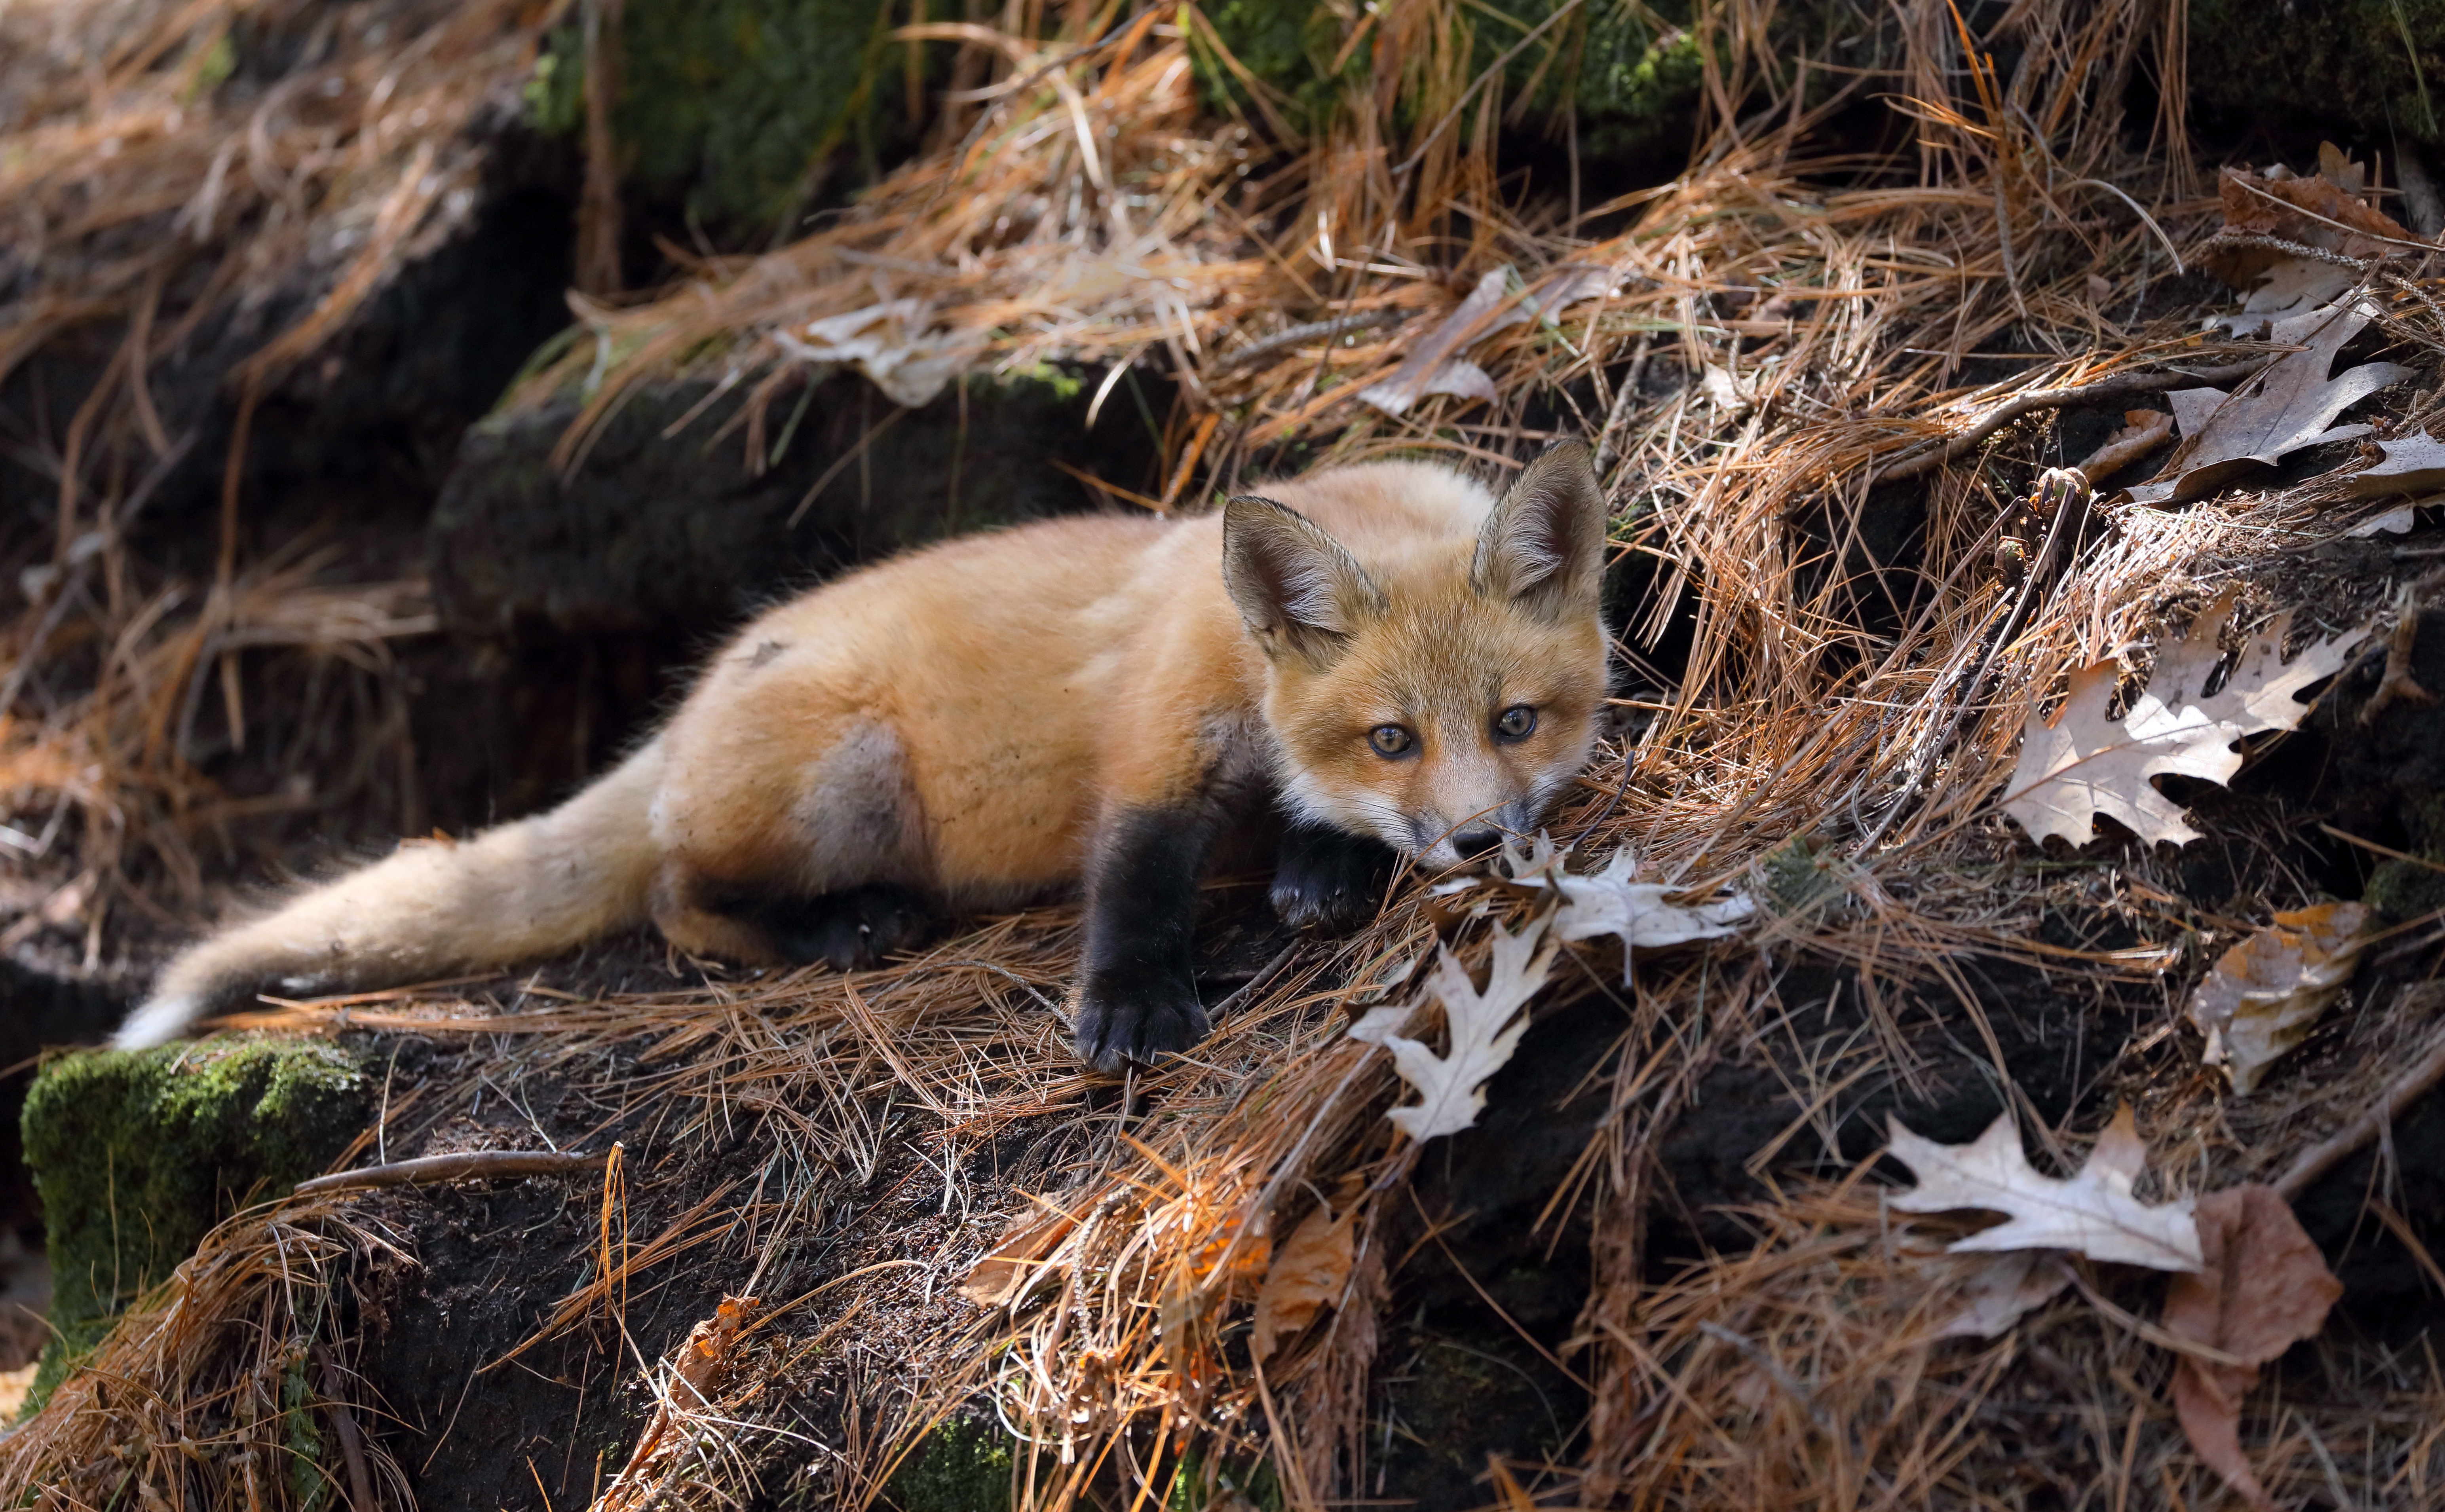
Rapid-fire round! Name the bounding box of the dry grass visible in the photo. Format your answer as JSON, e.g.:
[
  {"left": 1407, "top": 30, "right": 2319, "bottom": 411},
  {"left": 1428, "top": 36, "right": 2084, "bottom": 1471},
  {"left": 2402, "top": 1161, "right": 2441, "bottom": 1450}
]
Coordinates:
[
  {"left": 1, "top": 0, "right": 561, "bottom": 942},
  {"left": 8, "top": 0, "right": 2445, "bottom": 1508}
]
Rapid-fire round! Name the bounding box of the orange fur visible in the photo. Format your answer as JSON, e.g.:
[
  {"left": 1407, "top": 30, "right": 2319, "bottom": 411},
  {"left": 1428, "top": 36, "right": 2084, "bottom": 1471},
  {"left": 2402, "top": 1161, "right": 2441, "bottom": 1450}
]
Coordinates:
[{"left": 116, "top": 445, "right": 1609, "bottom": 1053}]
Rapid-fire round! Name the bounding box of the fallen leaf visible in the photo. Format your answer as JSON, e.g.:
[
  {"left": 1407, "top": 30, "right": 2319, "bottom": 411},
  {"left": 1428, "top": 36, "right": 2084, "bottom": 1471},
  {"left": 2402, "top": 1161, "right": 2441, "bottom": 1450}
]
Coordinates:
[
  {"left": 1931, "top": 1249, "right": 2073, "bottom": 1340},
  {"left": 1516, "top": 844, "right": 1753, "bottom": 982},
  {"left": 2188, "top": 902, "right": 2369, "bottom": 1095},
  {"left": 674, "top": 1294, "right": 760, "bottom": 1404},
  {"left": 2201, "top": 151, "right": 2423, "bottom": 336},
  {"left": 2345, "top": 504, "right": 2418, "bottom": 537},
  {"left": 599, "top": 1293, "right": 762, "bottom": 1510},
  {"left": 1359, "top": 265, "right": 1615, "bottom": 416},
  {"left": 2161, "top": 1185, "right": 2344, "bottom": 1511},
  {"left": 958, "top": 1201, "right": 1080, "bottom": 1308},
  {"left": 1248, "top": 1202, "right": 1355, "bottom": 1362},
  {"left": 2002, "top": 590, "right": 2367, "bottom": 848},
  {"left": 772, "top": 299, "right": 986, "bottom": 408},
  {"left": 2342, "top": 431, "right": 2445, "bottom": 498},
  {"left": 1351, "top": 914, "right": 1554, "bottom": 1141},
  {"left": 1886, "top": 1105, "right": 2203, "bottom": 1272},
  {"left": 2128, "top": 301, "right": 2414, "bottom": 505}
]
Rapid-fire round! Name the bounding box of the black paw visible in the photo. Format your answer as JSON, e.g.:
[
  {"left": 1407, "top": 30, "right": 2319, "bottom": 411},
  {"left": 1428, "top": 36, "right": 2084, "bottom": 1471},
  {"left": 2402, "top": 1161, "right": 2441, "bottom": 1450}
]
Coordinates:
[
  {"left": 768, "top": 884, "right": 931, "bottom": 970},
  {"left": 1070, "top": 965, "right": 1210, "bottom": 1071},
  {"left": 1270, "top": 823, "right": 1396, "bottom": 931}
]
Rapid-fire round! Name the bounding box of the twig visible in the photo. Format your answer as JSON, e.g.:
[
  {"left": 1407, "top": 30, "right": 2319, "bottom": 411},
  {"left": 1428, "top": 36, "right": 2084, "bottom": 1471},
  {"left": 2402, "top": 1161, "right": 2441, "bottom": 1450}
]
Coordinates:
[
  {"left": 1211, "top": 310, "right": 1402, "bottom": 375},
  {"left": 2272, "top": 1031, "right": 2445, "bottom": 1202},
  {"left": 2066, "top": 409, "right": 2174, "bottom": 484},
  {"left": 2194, "top": 230, "right": 2445, "bottom": 334},
  {"left": 312, "top": 1345, "right": 378, "bottom": 1512},
  {"left": 293, "top": 1148, "right": 607, "bottom": 1197},
  {"left": 1870, "top": 357, "right": 2276, "bottom": 484},
  {"left": 1592, "top": 334, "right": 1655, "bottom": 479},
  {"left": 1854, "top": 468, "right": 2089, "bottom": 853}
]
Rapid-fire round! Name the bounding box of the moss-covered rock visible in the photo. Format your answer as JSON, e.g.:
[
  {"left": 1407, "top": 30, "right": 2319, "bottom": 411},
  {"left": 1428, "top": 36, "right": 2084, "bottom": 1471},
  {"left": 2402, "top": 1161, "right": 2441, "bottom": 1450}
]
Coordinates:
[
  {"left": 431, "top": 364, "right": 1161, "bottom": 642},
  {"left": 19, "top": 1041, "right": 369, "bottom": 1409},
  {"left": 2187, "top": 0, "right": 2445, "bottom": 147},
  {"left": 887, "top": 1415, "right": 1016, "bottom": 1512},
  {"left": 527, "top": 0, "right": 927, "bottom": 232},
  {"left": 1199, "top": 0, "right": 1708, "bottom": 157},
  {"left": 2368, "top": 793, "right": 2445, "bottom": 925}
]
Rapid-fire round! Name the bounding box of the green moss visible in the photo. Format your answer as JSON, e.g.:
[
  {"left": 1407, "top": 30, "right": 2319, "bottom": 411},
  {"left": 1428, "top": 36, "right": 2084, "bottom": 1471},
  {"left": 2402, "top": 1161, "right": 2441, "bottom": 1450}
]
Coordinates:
[
  {"left": 2187, "top": 0, "right": 2445, "bottom": 144},
  {"left": 18, "top": 1041, "right": 369, "bottom": 1412},
  {"left": 527, "top": 0, "right": 927, "bottom": 232},
  {"left": 887, "top": 1416, "right": 1015, "bottom": 1512},
  {"left": 1165, "top": 1444, "right": 1282, "bottom": 1512},
  {"left": 2367, "top": 793, "right": 2445, "bottom": 924},
  {"left": 1199, "top": 0, "right": 1710, "bottom": 159}
]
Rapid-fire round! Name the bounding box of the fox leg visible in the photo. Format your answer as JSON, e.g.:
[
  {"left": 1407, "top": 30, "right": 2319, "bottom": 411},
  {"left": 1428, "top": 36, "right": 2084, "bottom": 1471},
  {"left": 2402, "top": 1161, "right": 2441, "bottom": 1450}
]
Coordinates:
[
  {"left": 1071, "top": 803, "right": 1223, "bottom": 1071},
  {"left": 1270, "top": 821, "right": 1396, "bottom": 931}
]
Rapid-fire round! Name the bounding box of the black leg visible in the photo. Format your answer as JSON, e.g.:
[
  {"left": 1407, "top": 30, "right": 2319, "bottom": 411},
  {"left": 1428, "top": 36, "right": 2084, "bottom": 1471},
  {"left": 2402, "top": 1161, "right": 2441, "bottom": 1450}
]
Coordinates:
[
  {"left": 1072, "top": 805, "right": 1220, "bottom": 1070},
  {"left": 721, "top": 884, "right": 933, "bottom": 970},
  {"left": 1270, "top": 821, "right": 1396, "bottom": 931}
]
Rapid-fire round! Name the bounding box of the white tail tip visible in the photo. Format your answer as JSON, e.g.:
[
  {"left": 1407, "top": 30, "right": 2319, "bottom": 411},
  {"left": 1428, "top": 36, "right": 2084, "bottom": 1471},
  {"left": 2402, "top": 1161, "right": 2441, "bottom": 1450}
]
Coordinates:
[{"left": 112, "top": 993, "right": 203, "bottom": 1051}]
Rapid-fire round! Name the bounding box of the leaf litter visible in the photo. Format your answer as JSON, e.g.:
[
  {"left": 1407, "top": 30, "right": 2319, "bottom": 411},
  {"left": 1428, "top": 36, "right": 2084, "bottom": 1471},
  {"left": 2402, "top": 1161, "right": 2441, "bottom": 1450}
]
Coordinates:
[
  {"left": 2161, "top": 1186, "right": 2347, "bottom": 1511},
  {"left": 1350, "top": 913, "right": 1555, "bottom": 1143}
]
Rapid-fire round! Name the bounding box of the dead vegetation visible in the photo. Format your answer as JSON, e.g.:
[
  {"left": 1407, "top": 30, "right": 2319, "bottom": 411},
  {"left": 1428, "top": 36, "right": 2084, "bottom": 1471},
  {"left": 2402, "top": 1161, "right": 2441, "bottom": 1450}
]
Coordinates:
[{"left": 6, "top": 0, "right": 2445, "bottom": 1508}]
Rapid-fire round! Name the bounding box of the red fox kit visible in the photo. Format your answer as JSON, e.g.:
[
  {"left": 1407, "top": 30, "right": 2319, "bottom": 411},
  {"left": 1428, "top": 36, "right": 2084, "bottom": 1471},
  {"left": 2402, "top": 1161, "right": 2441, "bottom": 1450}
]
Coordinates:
[{"left": 114, "top": 441, "right": 1609, "bottom": 1067}]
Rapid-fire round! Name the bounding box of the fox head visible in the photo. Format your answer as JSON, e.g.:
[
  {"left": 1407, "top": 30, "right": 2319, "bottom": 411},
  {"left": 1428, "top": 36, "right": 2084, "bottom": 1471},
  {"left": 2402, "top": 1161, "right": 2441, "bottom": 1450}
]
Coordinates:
[{"left": 1223, "top": 440, "right": 1611, "bottom": 870}]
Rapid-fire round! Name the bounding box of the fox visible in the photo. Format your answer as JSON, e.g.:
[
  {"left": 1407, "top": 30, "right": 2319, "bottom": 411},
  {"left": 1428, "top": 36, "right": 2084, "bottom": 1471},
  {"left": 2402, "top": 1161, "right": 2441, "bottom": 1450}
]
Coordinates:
[{"left": 111, "top": 439, "right": 1611, "bottom": 1068}]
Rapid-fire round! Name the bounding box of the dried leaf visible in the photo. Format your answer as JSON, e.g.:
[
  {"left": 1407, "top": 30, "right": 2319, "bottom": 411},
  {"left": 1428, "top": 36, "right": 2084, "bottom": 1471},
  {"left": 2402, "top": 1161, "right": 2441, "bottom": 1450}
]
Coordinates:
[
  {"left": 1886, "top": 1106, "right": 2204, "bottom": 1272},
  {"left": 1930, "top": 1249, "right": 2073, "bottom": 1340},
  {"left": 1350, "top": 914, "right": 1553, "bottom": 1141},
  {"left": 674, "top": 1294, "right": 759, "bottom": 1404},
  {"left": 2343, "top": 432, "right": 2445, "bottom": 498},
  {"left": 1248, "top": 1202, "right": 1354, "bottom": 1362},
  {"left": 958, "top": 1202, "right": 1080, "bottom": 1308},
  {"left": 2126, "top": 302, "right": 2413, "bottom": 505},
  {"left": 2002, "top": 591, "right": 2366, "bottom": 848},
  {"left": 2346, "top": 504, "right": 2417, "bottom": 537},
  {"left": 1358, "top": 268, "right": 1517, "bottom": 416},
  {"left": 773, "top": 299, "right": 986, "bottom": 408},
  {"left": 2201, "top": 154, "right": 2420, "bottom": 320},
  {"left": 1358, "top": 265, "right": 1615, "bottom": 416},
  {"left": 1541, "top": 847, "right": 1754, "bottom": 981},
  {"left": 2162, "top": 1185, "right": 2345, "bottom": 1511},
  {"left": 2188, "top": 902, "right": 2369, "bottom": 1094}
]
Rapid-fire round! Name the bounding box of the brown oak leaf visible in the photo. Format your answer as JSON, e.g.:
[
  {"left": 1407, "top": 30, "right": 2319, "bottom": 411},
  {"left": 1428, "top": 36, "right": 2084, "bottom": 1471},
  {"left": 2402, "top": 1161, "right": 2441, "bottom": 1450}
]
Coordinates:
[
  {"left": 2161, "top": 1186, "right": 2344, "bottom": 1511},
  {"left": 1249, "top": 1201, "right": 1355, "bottom": 1362},
  {"left": 2127, "top": 302, "right": 2413, "bottom": 506}
]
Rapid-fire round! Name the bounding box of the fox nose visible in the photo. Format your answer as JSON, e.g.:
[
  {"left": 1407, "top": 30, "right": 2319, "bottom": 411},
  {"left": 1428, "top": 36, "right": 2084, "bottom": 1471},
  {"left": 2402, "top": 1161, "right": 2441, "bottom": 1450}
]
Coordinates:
[{"left": 1450, "top": 828, "right": 1502, "bottom": 861}]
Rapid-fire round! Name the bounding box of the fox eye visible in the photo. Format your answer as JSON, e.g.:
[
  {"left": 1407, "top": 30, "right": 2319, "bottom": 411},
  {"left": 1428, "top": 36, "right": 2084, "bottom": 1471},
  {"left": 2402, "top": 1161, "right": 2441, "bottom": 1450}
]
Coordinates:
[
  {"left": 1494, "top": 705, "right": 1537, "bottom": 741},
  {"left": 1367, "top": 724, "right": 1415, "bottom": 758}
]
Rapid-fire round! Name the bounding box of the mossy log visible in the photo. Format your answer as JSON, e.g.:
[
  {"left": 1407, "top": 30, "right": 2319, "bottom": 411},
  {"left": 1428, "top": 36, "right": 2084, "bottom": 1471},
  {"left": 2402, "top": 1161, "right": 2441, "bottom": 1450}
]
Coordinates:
[{"left": 17, "top": 1041, "right": 369, "bottom": 1410}]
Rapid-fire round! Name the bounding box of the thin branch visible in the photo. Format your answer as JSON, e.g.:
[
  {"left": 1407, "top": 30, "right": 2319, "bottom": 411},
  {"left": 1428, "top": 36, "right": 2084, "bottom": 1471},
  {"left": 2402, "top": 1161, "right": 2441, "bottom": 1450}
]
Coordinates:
[
  {"left": 1870, "top": 356, "right": 2277, "bottom": 484},
  {"left": 294, "top": 1148, "right": 607, "bottom": 1197},
  {"left": 2273, "top": 1030, "right": 2445, "bottom": 1202}
]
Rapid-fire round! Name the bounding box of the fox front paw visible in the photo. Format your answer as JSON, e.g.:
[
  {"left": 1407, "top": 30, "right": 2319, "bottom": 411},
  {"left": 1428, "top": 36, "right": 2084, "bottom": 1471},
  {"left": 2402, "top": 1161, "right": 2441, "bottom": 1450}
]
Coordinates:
[
  {"left": 1270, "top": 824, "right": 1396, "bottom": 932},
  {"left": 1070, "top": 967, "right": 1210, "bottom": 1071}
]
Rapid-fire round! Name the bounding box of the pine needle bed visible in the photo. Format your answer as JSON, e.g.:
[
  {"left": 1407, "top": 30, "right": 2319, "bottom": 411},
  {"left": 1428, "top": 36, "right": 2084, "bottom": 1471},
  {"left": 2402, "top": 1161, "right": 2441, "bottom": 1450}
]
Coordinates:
[{"left": 6, "top": 1, "right": 2445, "bottom": 1508}]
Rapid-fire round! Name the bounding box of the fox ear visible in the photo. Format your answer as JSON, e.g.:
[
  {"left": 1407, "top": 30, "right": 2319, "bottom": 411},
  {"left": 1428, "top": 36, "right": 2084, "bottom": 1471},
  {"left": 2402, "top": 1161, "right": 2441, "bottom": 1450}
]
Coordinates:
[
  {"left": 1473, "top": 438, "right": 1605, "bottom": 618},
  {"left": 1222, "top": 496, "right": 1385, "bottom": 663}
]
